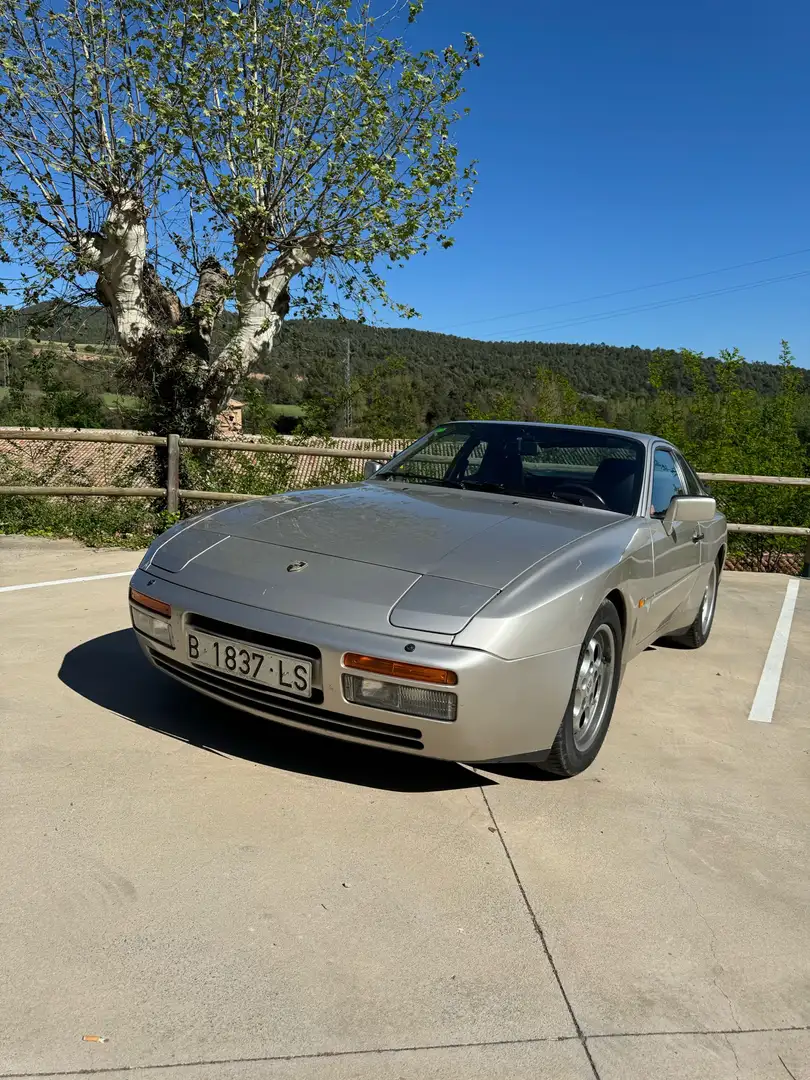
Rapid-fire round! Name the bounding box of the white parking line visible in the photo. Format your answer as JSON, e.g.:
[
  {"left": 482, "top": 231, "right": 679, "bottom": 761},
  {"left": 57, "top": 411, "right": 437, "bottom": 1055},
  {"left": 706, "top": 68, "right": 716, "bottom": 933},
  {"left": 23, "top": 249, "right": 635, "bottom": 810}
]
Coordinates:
[
  {"left": 748, "top": 578, "right": 800, "bottom": 723},
  {"left": 0, "top": 570, "right": 134, "bottom": 594}
]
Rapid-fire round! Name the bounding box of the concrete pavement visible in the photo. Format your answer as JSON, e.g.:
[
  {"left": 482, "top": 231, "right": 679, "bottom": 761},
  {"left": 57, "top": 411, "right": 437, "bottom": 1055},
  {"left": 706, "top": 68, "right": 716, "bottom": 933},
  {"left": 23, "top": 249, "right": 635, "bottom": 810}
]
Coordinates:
[{"left": 1, "top": 538, "right": 808, "bottom": 1079}]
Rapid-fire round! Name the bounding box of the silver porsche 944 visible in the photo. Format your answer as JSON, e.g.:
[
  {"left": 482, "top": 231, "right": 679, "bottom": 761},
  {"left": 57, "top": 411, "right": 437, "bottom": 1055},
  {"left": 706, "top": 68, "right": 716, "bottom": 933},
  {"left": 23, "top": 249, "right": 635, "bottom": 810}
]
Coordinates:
[{"left": 129, "top": 421, "right": 726, "bottom": 776}]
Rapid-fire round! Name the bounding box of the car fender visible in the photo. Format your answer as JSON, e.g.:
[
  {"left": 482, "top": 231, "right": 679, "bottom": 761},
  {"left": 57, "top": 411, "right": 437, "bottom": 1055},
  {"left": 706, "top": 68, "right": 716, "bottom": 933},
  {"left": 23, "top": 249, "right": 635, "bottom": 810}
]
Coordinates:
[{"left": 454, "top": 519, "right": 653, "bottom": 661}]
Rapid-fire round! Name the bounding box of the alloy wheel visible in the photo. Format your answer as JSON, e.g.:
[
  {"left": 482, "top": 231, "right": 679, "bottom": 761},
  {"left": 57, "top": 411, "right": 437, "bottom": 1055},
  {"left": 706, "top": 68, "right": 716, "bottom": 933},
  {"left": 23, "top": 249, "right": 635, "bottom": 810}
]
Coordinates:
[{"left": 572, "top": 623, "right": 616, "bottom": 752}]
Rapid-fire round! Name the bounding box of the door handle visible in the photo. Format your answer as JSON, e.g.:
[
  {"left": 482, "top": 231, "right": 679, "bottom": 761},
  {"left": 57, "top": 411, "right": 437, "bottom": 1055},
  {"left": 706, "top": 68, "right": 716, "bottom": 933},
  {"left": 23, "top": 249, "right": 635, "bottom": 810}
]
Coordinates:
[{"left": 692, "top": 531, "right": 704, "bottom": 543}]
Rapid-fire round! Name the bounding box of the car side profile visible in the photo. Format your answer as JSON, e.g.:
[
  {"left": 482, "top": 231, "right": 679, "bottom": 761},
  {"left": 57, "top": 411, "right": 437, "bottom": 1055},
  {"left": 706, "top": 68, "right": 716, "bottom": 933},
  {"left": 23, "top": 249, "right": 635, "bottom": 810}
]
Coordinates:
[{"left": 129, "top": 421, "right": 727, "bottom": 777}]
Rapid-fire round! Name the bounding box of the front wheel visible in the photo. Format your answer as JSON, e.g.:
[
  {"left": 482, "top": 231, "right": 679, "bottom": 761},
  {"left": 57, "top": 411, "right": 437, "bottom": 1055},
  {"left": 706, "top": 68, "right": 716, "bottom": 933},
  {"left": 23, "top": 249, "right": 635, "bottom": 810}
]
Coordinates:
[
  {"left": 541, "top": 600, "right": 623, "bottom": 778},
  {"left": 669, "top": 559, "right": 719, "bottom": 649}
]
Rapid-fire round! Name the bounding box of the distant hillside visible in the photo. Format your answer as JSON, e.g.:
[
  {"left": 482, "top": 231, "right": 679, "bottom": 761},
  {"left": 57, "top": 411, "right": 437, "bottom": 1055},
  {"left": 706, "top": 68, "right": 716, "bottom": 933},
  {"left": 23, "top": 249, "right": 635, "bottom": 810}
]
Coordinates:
[
  {"left": 264, "top": 318, "right": 806, "bottom": 398},
  {"left": 3, "top": 302, "right": 805, "bottom": 411},
  {"left": 1, "top": 303, "right": 112, "bottom": 346}
]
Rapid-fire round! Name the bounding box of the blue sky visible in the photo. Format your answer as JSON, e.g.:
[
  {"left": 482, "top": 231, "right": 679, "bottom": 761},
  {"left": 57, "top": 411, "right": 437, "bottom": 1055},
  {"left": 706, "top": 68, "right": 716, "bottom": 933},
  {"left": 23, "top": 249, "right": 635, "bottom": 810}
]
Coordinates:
[{"left": 385, "top": 0, "right": 810, "bottom": 365}]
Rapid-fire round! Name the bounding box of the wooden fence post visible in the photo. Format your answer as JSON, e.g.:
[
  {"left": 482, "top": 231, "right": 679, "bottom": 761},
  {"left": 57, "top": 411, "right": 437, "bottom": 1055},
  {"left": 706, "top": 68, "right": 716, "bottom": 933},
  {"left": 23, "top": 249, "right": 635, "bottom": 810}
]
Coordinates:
[{"left": 166, "top": 433, "right": 180, "bottom": 515}]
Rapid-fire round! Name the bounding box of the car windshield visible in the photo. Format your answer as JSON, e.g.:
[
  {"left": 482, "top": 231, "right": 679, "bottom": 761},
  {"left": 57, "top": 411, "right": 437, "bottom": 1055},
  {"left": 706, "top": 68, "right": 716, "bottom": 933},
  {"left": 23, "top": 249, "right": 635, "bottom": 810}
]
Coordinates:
[{"left": 375, "top": 422, "right": 645, "bottom": 516}]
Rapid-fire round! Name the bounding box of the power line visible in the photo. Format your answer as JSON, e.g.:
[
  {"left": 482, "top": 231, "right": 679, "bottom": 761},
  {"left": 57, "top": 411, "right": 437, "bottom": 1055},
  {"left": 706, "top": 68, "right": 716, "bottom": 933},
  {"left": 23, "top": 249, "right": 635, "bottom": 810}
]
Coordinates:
[
  {"left": 438, "top": 246, "right": 810, "bottom": 334},
  {"left": 479, "top": 268, "right": 810, "bottom": 342}
]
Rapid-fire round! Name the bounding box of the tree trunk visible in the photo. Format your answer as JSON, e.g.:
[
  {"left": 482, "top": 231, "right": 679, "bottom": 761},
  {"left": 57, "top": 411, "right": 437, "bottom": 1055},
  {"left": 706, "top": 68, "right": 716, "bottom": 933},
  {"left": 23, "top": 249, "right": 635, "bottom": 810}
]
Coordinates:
[
  {"left": 204, "top": 239, "right": 320, "bottom": 416},
  {"left": 88, "top": 211, "right": 321, "bottom": 448},
  {"left": 205, "top": 276, "right": 289, "bottom": 415},
  {"left": 87, "top": 197, "right": 153, "bottom": 345},
  {"left": 87, "top": 206, "right": 221, "bottom": 441}
]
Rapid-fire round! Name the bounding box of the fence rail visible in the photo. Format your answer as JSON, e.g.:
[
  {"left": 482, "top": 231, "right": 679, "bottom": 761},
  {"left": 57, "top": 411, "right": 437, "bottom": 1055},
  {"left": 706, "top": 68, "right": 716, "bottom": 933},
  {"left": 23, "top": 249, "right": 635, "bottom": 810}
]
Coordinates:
[
  {"left": 177, "top": 436, "right": 386, "bottom": 459},
  {"left": 700, "top": 471, "right": 810, "bottom": 488},
  {"left": 1, "top": 429, "right": 167, "bottom": 446},
  {"left": 1, "top": 485, "right": 165, "bottom": 498},
  {"left": 2, "top": 428, "right": 809, "bottom": 571}
]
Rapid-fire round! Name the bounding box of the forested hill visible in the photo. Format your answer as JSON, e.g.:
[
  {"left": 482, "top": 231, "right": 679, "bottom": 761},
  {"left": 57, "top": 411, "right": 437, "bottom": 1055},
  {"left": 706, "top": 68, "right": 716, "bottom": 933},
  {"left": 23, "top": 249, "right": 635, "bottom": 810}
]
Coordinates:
[
  {"left": 254, "top": 315, "right": 810, "bottom": 421},
  {"left": 4, "top": 303, "right": 804, "bottom": 410},
  {"left": 265, "top": 318, "right": 803, "bottom": 400}
]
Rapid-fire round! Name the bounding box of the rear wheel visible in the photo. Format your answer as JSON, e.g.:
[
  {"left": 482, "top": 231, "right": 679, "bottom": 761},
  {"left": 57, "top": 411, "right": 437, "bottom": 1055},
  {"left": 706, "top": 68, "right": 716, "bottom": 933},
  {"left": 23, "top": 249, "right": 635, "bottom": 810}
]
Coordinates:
[
  {"left": 541, "top": 600, "right": 623, "bottom": 778},
  {"left": 669, "top": 559, "right": 719, "bottom": 649}
]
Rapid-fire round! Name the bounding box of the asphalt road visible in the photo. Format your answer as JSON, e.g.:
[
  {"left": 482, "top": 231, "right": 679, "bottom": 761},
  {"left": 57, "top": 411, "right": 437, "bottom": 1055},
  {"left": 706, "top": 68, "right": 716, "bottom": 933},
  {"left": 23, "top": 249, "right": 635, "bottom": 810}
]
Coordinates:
[{"left": 1, "top": 536, "right": 808, "bottom": 1079}]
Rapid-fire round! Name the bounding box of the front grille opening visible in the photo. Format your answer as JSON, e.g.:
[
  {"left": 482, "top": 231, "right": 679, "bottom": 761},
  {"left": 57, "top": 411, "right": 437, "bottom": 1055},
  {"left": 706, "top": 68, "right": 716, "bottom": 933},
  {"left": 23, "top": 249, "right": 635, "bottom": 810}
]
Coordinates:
[
  {"left": 150, "top": 651, "right": 424, "bottom": 751},
  {"left": 186, "top": 613, "right": 320, "bottom": 661}
]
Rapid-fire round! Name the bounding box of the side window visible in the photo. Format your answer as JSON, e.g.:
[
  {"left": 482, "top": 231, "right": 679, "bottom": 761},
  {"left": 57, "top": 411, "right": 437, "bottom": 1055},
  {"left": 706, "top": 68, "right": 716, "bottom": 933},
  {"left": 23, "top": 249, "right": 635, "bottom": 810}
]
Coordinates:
[
  {"left": 395, "top": 432, "right": 474, "bottom": 482},
  {"left": 673, "top": 452, "right": 704, "bottom": 496},
  {"left": 650, "top": 449, "right": 686, "bottom": 516}
]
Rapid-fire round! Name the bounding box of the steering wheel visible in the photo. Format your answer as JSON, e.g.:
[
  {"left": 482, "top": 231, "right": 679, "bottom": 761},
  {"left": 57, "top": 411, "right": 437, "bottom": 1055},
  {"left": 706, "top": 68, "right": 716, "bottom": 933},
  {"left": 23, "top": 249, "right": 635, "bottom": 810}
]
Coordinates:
[{"left": 555, "top": 483, "right": 607, "bottom": 508}]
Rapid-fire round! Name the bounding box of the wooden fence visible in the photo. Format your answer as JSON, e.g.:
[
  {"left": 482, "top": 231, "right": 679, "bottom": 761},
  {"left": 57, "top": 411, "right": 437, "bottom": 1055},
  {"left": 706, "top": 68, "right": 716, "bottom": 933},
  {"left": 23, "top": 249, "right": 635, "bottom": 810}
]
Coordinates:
[{"left": 2, "top": 428, "right": 809, "bottom": 573}]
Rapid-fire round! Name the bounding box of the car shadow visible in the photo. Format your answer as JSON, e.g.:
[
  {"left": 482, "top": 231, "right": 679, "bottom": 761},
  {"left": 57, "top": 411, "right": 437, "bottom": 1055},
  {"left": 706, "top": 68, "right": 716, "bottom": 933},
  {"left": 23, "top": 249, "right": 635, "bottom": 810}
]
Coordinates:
[
  {"left": 483, "top": 763, "right": 567, "bottom": 782},
  {"left": 58, "top": 629, "right": 494, "bottom": 793}
]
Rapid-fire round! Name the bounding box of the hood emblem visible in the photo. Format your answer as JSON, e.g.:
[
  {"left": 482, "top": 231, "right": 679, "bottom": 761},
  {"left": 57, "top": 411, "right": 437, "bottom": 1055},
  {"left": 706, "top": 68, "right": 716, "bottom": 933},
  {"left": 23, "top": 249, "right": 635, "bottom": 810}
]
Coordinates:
[{"left": 286, "top": 560, "right": 308, "bottom": 573}]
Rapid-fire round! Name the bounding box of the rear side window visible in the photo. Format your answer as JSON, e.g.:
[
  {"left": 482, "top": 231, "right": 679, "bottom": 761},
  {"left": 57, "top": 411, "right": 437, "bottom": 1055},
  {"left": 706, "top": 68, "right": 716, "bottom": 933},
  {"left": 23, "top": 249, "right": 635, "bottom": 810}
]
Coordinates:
[
  {"left": 673, "top": 451, "right": 706, "bottom": 496},
  {"left": 651, "top": 449, "right": 686, "bottom": 516}
]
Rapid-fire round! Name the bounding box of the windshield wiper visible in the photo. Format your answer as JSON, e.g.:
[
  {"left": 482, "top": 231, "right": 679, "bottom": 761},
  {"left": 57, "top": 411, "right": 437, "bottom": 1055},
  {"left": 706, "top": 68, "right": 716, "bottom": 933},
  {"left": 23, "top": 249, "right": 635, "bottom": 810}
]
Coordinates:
[
  {"left": 459, "top": 479, "right": 506, "bottom": 493},
  {"left": 459, "top": 481, "right": 592, "bottom": 507},
  {"left": 382, "top": 474, "right": 589, "bottom": 507},
  {"left": 546, "top": 490, "right": 587, "bottom": 506},
  {"left": 380, "top": 472, "right": 463, "bottom": 489}
]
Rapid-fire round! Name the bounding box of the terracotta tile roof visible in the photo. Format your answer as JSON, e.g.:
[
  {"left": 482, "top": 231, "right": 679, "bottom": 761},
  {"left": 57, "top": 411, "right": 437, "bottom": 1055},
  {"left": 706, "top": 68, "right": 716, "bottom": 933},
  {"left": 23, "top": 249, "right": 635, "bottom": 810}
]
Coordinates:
[
  {"left": 0, "top": 429, "right": 409, "bottom": 496},
  {"left": 280, "top": 436, "right": 407, "bottom": 488},
  {"left": 0, "top": 428, "right": 158, "bottom": 488}
]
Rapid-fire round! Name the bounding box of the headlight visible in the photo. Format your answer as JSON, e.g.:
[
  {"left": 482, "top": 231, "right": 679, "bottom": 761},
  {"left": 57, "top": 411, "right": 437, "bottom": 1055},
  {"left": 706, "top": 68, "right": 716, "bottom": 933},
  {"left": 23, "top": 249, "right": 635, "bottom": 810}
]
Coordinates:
[
  {"left": 342, "top": 675, "right": 457, "bottom": 722},
  {"left": 129, "top": 588, "right": 174, "bottom": 647}
]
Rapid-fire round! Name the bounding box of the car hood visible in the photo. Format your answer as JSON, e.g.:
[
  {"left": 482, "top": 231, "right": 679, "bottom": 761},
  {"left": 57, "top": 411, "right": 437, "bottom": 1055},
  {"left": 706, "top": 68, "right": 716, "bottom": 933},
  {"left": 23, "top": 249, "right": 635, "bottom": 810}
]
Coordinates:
[{"left": 150, "top": 482, "right": 622, "bottom": 591}]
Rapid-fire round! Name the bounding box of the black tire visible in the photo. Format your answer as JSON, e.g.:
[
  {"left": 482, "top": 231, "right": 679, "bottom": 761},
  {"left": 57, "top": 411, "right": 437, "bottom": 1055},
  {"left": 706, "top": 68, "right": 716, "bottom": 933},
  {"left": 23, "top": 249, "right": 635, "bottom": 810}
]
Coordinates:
[
  {"left": 541, "top": 599, "right": 623, "bottom": 778},
  {"left": 668, "top": 557, "right": 720, "bottom": 650}
]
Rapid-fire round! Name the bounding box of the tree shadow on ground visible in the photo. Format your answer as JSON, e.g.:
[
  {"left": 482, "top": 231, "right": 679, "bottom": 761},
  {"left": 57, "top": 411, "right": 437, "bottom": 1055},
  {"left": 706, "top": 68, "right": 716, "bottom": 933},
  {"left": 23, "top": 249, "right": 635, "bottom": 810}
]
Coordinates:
[{"left": 58, "top": 628, "right": 495, "bottom": 793}]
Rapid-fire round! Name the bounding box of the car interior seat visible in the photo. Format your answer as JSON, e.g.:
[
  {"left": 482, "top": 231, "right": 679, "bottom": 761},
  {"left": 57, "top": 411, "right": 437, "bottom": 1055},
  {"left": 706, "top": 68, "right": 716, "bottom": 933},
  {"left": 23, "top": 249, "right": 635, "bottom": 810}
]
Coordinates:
[
  {"left": 473, "top": 441, "right": 525, "bottom": 489},
  {"left": 591, "top": 457, "right": 639, "bottom": 514}
]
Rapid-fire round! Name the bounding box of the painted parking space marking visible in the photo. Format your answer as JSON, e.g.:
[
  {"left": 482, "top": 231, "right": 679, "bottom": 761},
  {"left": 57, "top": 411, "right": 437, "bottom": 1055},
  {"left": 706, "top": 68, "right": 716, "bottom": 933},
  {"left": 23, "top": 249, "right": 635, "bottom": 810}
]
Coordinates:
[
  {"left": 0, "top": 570, "right": 134, "bottom": 594},
  {"left": 748, "top": 578, "right": 801, "bottom": 723}
]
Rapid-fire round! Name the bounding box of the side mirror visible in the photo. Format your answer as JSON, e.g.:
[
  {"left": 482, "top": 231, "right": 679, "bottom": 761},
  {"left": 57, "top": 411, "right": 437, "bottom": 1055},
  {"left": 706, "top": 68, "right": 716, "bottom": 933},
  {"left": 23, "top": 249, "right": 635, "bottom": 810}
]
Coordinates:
[
  {"left": 363, "top": 460, "right": 381, "bottom": 479},
  {"left": 662, "top": 495, "right": 716, "bottom": 535}
]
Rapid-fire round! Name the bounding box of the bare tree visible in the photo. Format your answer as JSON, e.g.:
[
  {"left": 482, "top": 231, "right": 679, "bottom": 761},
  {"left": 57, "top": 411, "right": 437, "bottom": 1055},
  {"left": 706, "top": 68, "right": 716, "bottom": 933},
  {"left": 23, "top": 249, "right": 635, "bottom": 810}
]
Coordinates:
[{"left": 0, "top": 0, "right": 479, "bottom": 437}]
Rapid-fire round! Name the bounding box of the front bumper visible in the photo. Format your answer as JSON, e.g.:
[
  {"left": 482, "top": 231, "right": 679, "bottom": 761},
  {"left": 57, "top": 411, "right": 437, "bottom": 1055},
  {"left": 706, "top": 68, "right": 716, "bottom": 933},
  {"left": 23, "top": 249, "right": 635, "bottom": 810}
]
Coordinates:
[{"left": 129, "top": 568, "right": 579, "bottom": 763}]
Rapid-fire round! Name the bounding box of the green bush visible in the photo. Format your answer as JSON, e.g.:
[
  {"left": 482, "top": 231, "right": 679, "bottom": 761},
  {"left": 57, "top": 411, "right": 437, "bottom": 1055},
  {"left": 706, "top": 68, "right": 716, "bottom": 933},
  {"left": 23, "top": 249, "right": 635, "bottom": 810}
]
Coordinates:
[
  {"left": 647, "top": 344, "right": 808, "bottom": 571},
  {"left": 0, "top": 434, "right": 162, "bottom": 547},
  {"left": 0, "top": 494, "right": 161, "bottom": 548}
]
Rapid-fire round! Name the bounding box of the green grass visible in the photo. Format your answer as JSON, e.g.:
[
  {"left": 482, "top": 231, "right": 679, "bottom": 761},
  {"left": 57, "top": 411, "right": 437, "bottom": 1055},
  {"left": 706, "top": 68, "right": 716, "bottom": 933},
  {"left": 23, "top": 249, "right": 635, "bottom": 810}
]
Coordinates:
[
  {"left": 0, "top": 388, "right": 140, "bottom": 408},
  {"left": 1, "top": 388, "right": 297, "bottom": 417},
  {"left": 0, "top": 337, "right": 117, "bottom": 356},
  {"left": 101, "top": 393, "right": 141, "bottom": 409}
]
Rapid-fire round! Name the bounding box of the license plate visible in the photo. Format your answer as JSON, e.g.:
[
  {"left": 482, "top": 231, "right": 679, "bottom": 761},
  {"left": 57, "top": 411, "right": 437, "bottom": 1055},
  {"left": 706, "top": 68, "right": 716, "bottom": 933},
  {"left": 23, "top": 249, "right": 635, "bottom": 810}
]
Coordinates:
[{"left": 186, "top": 631, "right": 313, "bottom": 699}]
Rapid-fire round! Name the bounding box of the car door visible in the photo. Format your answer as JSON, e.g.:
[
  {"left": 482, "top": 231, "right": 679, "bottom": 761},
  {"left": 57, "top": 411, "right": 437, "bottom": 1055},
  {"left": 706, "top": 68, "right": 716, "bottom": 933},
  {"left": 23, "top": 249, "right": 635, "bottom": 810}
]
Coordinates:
[{"left": 645, "top": 447, "right": 702, "bottom": 634}]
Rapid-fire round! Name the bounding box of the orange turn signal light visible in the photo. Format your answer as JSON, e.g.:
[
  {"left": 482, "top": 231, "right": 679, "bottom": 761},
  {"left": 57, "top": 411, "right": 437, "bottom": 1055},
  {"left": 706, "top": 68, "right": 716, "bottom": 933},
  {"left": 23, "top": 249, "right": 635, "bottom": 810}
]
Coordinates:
[
  {"left": 343, "top": 653, "right": 458, "bottom": 686},
  {"left": 129, "top": 588, "right": 171, "bottom": 618}
]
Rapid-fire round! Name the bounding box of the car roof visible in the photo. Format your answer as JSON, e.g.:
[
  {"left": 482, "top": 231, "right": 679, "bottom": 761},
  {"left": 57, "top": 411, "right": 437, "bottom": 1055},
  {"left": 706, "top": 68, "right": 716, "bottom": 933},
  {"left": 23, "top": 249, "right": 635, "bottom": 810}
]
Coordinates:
[{"left": 444, "top": 419, "right": 663, "bottom": 448}]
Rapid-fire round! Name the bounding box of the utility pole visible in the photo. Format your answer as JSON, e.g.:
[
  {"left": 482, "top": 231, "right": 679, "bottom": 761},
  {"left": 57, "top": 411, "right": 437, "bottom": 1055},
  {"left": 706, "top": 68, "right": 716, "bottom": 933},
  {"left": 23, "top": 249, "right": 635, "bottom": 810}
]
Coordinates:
[{"left": 344, "top": 338, "right": 353, "bottom": 431}]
